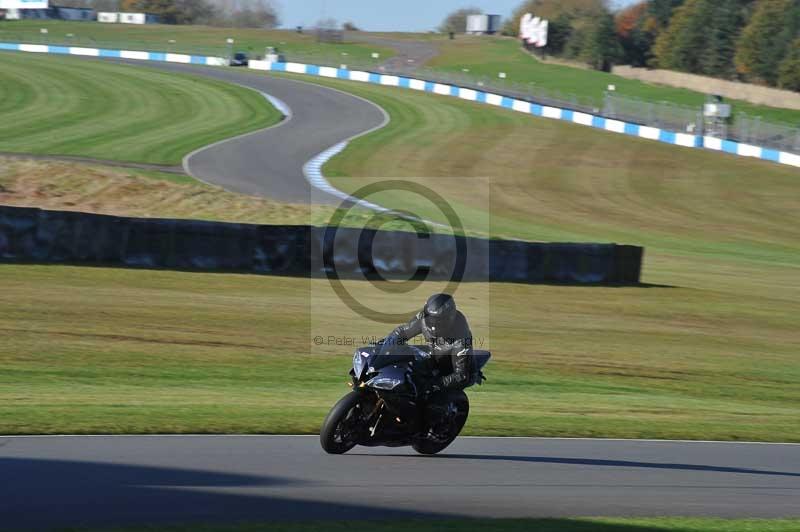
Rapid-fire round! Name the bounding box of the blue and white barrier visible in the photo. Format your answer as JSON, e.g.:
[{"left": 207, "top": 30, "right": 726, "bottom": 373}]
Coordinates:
[
  {"left": 0, "top": 42, "right": 226, "bottom": 66},
  {"left": 247, "top": 60, "right": 800, "bottom": 169},
  {"left": 2, "top": 41, "right": 798, "bottom": 169}
]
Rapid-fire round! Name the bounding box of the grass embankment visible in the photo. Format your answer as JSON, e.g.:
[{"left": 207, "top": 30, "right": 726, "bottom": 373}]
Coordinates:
[
  {"left": 425, "top": 35, "right": 800, "bottom": 125},
  {"left": 0, "top": 157, "right": 341, "bottom": 226},
  {"left": 0, "top": 20, "right": 393, "bottom": 65},
  {"left": 0, "top": 51, "right": 279, "bottom": 164},
  {"left": 72, "top": 519, "right": 800, "bottom": 532}
]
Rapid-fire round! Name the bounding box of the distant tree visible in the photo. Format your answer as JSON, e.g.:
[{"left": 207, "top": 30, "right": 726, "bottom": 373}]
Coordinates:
[
  {"left": 648, "top": 0, "right": 686, "bottom": 27},
  {"left": 545, "top": 12, "right": 574, "bottom": 55},
  {"left": 777, "top": 37, "right": 800, "bottom": 90},
  {"left": 735, "top": 0, "right": 797, "bottom": 85},
  {"left": 342, "top": 21, "right": 360, "bottom": 31},
  {"left": 615, "top": 1, "right": 652, "bottom": 66},
  {"left": 580, "top": 11, "right": 622, "bottom": 70},
  {"left": 653, "top": 0, "right": 760, "bottom": 77},
  {"left": 654, "top": 0, "right": 714, "bottom": 72},
  {"left": 712, "top": 0, "right": 745, "bottom": 78},
  {"left": 52, "top": 0, "right": 94, "bottom": 7},
  {"left": 616, "top": 2, "right": 646, "bottom": 38},
  {"left": 229, "top": 6, "right": 277, "bottom": 27},
  {"left": 173, "top": 0, "right": 217, "bottom": 25},
  {"left": 563, "top": 19, "right": 589, "bottom": 59},
  {"left": 203, "top": 0, "right": 279, "bottom": 28},
  {"left": 129, "top": 0, "right": 182, "bottom": 23},
  {"left": 438, "top": 7, "right": 482, "bottom": 34}
]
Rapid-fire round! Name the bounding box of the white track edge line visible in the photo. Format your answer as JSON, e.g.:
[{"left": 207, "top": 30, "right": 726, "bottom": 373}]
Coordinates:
[{"left": 286, "top": 76, "right": 391, "bottom": 211}]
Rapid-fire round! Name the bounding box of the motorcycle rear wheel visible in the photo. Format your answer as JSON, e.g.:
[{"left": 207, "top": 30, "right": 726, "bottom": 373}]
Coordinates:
[
  {"left": 412, "top": 390, "right": 469, "bottom": 455},
  {"left": 320, "top": 391, "right": 363, "bottom": 454}
]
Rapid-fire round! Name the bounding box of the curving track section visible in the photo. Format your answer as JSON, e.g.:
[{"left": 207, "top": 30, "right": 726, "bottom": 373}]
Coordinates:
[
  {"left": 111, "top": 60, "right": 388, "bottom": 204},
  {"left": 1, "top": 435, "right": 799, "bottom": 529}
]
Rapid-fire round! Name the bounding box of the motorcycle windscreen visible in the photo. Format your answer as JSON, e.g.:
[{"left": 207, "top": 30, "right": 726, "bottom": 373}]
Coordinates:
[{"left": 353, "top": 346, "right": 379, "bottom": 380}]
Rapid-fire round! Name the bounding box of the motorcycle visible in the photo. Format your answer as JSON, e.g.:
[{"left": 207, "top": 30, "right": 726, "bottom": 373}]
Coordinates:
[{"left": 320, "top": 343, "right": 490, "bottom": 455}]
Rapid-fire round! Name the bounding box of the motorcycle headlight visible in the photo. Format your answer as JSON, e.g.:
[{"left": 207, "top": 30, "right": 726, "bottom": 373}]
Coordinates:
[{"left": 366, "top": 376, "right": 402, "bottom": 390}]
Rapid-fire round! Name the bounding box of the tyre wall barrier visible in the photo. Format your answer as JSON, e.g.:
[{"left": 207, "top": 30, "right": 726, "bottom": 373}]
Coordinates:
[
  {"left": 1, "top": 41, "right": 797, "bottom": 169},
  {"left": 0, "top": 206, "right": 643, "bottom": 284}
]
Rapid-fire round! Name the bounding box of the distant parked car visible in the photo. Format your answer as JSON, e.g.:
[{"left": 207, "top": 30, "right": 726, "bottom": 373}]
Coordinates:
[{"left": 230, "top": 52, "right": 249, "bottom": 67}]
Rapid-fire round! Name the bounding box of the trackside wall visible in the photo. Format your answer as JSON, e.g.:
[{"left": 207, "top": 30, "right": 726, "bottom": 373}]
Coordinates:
[{"left": 0, "top": 206, "right": 644, "bottom": 284}]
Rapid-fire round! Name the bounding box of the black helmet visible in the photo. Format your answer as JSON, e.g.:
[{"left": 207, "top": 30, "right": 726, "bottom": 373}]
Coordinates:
[{"left": 423, "top": 293, "right": 456, "bottom": 334}]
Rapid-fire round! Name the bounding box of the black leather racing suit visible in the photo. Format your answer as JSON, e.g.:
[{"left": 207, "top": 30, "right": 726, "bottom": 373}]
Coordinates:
[{"left": 385, "top": 310, "right": 474, "bottom": 390}]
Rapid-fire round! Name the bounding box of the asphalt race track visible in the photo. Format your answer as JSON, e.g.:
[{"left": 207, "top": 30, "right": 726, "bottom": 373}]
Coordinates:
[
  {"left": 113, "top": 60, "right": 388, "bottom": 204},
  {"left": 2, "top": 435, "right": 799, "bottom": 529}
]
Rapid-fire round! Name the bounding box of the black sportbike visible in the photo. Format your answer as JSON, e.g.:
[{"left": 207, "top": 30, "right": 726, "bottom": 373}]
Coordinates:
[{"left": 320, "top": 344, "right": 490, "bottom": 455}]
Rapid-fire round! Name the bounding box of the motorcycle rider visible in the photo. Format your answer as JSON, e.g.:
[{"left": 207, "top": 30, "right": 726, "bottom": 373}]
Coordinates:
[{"left": 380, "top": 293, "right": 474, "bottom": 396}]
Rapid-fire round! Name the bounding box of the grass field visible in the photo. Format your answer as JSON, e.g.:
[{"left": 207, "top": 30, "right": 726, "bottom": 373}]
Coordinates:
[
  {"left": 0, "top": 20, "right": 394, "bottom": 65},
  {"left": 2, "top": 261, "right": 799, "bottom": 440},
  {"left": 2, "top": 20, "right": 798, "bottom": 124},
  {"left": 74, "top": 518, "right": 800, "bottom": 532},
  {"left": 0, "top": 157, "right": 338, "bottom": 225},
  {"left": 0, "top": 58, "right": 799, "bottom": 440},
  {"left": 279, "top": 73, "right": 800, "bottom": 282},
  {"left": 426, "top": 35, "right": 800, "bottom": 125},
  {"left": 0, "top": 51, "right": 279, "bottom": 164}
]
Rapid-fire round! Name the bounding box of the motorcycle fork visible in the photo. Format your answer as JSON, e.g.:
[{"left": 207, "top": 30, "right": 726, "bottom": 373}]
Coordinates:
[{"left": 367, "top": 397, "right": 385, "bottom": 437}]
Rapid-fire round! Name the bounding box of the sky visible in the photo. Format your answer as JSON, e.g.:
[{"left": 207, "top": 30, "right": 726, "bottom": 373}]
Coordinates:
[{"left": 274, "top": 0, "right": 639, "bottom": 33}]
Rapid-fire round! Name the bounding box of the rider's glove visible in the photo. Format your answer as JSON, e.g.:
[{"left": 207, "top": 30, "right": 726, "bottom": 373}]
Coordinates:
[{"left": 417, "top": 376, "right": 441, "bottom": 398}]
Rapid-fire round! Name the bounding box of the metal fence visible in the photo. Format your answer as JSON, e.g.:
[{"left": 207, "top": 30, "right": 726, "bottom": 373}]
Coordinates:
[
  {"left": 730, "top": 114, "right": 800, "bottom": 153},
  {"left": 285, "top": 51, "right": 603, "bottom": 113},
  {"left": 602, "top": 93, "right": 703, "bottom": 134}
]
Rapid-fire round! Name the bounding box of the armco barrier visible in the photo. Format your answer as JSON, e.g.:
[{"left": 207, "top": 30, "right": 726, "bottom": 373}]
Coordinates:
[
  {"left": 0, "top": 206, "right": 643, "bottom": 284},
  {"left": 0, "top": 42, "right": 226, "bottom": 66},
  {"left": 1, "top": 42, "right": 798, "bottom": 169}
]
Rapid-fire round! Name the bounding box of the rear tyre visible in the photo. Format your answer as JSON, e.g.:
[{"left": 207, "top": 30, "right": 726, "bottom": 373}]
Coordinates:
[
  {"left": 412, "top": 390, "right": 469, "bottom": 455},
  {"left": 320, "top": 391, "right": 363, "bottom": 454}
]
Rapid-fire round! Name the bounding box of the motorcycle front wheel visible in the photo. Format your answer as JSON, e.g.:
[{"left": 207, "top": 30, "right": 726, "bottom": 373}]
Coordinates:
[
  {"left": 412, "top": 390, "right": 469, "bottom": 455},
  {"left": 320, "top": 391, "right": 363, "bottom": 454}
]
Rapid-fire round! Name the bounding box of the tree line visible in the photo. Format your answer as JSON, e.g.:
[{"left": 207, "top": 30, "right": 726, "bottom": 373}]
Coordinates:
[
  {"left": 53, "top": 0, "right": 279, "bottom": 28},
  {"left": 444, "top": 0, "right": 800, "bottom": 91}
]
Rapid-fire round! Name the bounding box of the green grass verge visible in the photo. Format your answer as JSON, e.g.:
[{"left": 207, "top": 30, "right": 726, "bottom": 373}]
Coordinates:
[
  {"left": 0, "top": 51, "right": 280, "bottom": 164},
  {"left": 66, "top": 518, "right": 800, "bottom": 532},
  {"left": 2, "top": 263, "right": 798, "bottom": 441},
  {"left": 0, "top": 20, "right": 393, "bottom": 65},
  {"left": 426, "top": 36, "right": 800, "bottom": 125}
]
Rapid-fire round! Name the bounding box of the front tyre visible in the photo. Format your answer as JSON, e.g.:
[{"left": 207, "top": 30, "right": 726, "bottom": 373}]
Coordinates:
[
  {"left": 320, "top": 391, "right": 363, "bottom": 454},
  {"left": 412, "top": 390, "right": 469, "bottom": 455}
]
